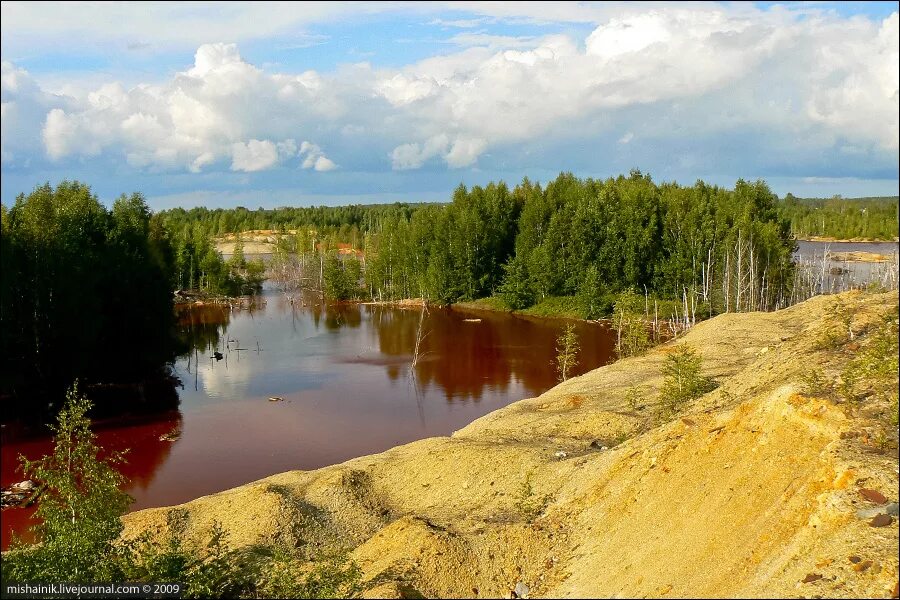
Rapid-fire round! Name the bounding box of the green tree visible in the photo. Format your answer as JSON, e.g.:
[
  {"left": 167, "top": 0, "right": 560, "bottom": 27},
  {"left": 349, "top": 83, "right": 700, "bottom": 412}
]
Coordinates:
[
  {"left": 498, "top": 254, "right": 534, "bottom": 309},
  {"left": 555, "top": 324, "right": 580, "bottom": 382},
  {"left": 1, "top": 182, "right": 179, "bottom": 423},
  {"left": 323, "top": 254, "right": 352, "bottom": 300},
  {"left": 613, "top": 289, "right": 651, "bottom": 357},
  {"left": 658, "top": 345, "right": 714, "bottom": 415},
  {"left": 576, "top": 264, "right": 610, "bottom": 319},
  {"left": 2, "top": 385, "right": 132, "bottom": 583}
]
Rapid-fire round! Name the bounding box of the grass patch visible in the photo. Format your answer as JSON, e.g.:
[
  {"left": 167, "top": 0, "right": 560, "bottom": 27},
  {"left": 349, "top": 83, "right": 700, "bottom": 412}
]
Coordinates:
[
  {"left": 519, "top": 295, "right": 584, "bottom": 319},
  {"left": 453, "top": 295, "right": 512, "bottom": 313},
  {"left": 514, "top": 471, "right": 552, "bottom": 521},
  {"left": 800, "top": 368, "right": 835, "bottom": 398}
]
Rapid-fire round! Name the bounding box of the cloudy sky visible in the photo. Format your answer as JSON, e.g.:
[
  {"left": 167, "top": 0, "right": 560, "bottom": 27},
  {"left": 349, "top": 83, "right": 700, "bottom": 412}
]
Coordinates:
[{"left": 1, "top": 1, "right": 898, "bottom": 209}]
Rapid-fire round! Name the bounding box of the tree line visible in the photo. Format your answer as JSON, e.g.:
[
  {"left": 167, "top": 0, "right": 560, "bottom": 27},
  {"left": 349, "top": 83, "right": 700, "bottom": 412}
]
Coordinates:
[
  {"left": 162, "top": 173, "right": 840, "bottom": 318},
  {"left": 358, "top": 172, "right": 797, "bottom": 317},
  {"left": 159, "top": 203, "right": 429, "bottom": 246},
  {"left": 780, "top": 194, "right": 898, "bottom": 240}
]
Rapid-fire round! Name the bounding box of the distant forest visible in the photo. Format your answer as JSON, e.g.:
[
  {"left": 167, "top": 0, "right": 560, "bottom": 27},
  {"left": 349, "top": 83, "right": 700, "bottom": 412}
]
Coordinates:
[
  {"left": 164, "top": 172, "right": 803, "bottom": 314},
  {"left": 158, "top": 191, "right": 899, "bottom": 244},
  {"left": 780, "top": 195, "right": 898, "bottom": 240}
]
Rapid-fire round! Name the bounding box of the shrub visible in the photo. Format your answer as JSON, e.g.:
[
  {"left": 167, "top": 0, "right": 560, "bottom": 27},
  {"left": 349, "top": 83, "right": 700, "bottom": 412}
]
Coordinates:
[
  {"left": 1, "top": 384, "right": 365, "bottom": 599},
  {"left": 2, "top": 384, "right": 132, "bottom": 584},
  {"left": 816, "top": 297, "right": 855, "bottom": 349},
  {"left": 257, "top": 548, "right": 363, "bottom": 599},
  {"left": 514, "top": 471, "right": 552, "bottom": 521},
  {"left": 555, "top": 324, "right": 580, "bottom": 382},
  {"left": 800, "top": 368, "right": 835, "bottom": 398},
  {"left": 624, "top": 387, "right": 645, "bottom": 411},
  {"left": 658, "top": 345, "right": 715, "bottom": 416}
]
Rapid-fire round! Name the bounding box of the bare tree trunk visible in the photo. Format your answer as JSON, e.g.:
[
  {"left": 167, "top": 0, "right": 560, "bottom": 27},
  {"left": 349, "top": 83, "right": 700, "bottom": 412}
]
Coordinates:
[{"left": 735, "top": 232, "right": 743, "bottom": 312}]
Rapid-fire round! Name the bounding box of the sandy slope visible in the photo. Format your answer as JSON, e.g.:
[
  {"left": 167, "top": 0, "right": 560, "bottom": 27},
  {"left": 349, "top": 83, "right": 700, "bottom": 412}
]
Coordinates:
[{"left": 122, "top": 291, "right": 899, "bottom": 598}]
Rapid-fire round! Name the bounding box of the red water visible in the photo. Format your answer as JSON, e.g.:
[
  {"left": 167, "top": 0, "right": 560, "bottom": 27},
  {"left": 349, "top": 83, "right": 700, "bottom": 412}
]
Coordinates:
[{"left": 1, "top": 291, "right": 617, "bottom": 548}]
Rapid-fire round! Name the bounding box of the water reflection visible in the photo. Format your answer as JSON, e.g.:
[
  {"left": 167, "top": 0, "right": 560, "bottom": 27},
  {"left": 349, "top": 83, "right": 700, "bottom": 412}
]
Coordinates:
[
  {"left": 366, "top": 306, "right": 613, "bottom": 401},
  {"left": 175, "top": 302, "right": 231, "bottom": 355},
  {"left": 1, "top": 412, "right": 182, "bottom": 549},
  {"left": 3, "top": 289, "right": 617, "bottom": 549}
]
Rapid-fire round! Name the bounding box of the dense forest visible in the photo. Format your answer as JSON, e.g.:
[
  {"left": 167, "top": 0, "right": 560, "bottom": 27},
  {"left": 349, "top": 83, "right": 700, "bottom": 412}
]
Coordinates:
[
  {"left": 361, "top": 172, "right": 797, "bottom": 314},
  {"left": 155, "top": 194, "right": 898, "bottom": 245},
  {"left": 0, "top": 182, "right": 180, "bottom": 423},
  {"left": 780, "top": 195, "right": 898, "bottom": 240},
  {"left": 253, "top": 172, "right": 799, "bottom": 318}
]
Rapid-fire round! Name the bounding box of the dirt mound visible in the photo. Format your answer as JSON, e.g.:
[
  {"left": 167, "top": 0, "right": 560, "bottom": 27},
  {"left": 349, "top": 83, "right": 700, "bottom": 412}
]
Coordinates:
[{"left": 123, "top": 291, "right": 899, "bottom": 598}]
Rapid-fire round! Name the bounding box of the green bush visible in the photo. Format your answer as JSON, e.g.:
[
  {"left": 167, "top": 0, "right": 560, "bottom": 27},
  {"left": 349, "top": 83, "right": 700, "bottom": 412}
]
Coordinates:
[
  {"left": 624, "top": 387, "right": 645, "bottom": 412},
  {"left": 658, "top": 345, "right": 715, "bottom": 416},
  {"left": 839, "top": 308, "right": 899, "bottom": 410},
  {"left": 514, "top": 471, "right": 552, "bottom": 521},
  {"left": 800, "top": 368, "right": 835, "bottom": 398},
  {"left": 2, "top": 384, "right": 132, "bottom": 584},
  {"left": 256, "top": 547, "right": 362, "bottom": 599}
]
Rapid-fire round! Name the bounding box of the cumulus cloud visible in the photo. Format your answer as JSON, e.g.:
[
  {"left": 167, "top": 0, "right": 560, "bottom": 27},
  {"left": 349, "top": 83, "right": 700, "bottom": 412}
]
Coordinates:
[
  {"left": 1, "top": 4, "right": 896, "bottom": 184},
  {"left": 42, "top": 108, "right": 76, "bottom": 160},
  {"left": 231, "top": 139, "right": 280, "bottom": 172},
  {"left": 298, "top": 141, "right": 337, "bottom": 171},
  {"left": 2, "top": 61, "right": 68, "bottom": 165},
  {"left": 390, "top": 134, "right": 449, "bottom": 170},
  {"left": 445, "top": 137, "right": 487, "bottom": 168}
]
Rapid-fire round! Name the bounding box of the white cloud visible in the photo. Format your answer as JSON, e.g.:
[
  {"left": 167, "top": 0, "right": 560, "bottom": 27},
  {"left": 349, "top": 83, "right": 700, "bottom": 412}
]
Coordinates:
[
  {"left": 804, "top": 12, "right": 899, "bottom": 151},
  {"left": 446, "top": 32, "right": 538, "bottom": 49},
  {"left": 298, "top": 141, "right": 338, "bottom": 171},
  {"left": 312, "top": 155, "right": 337, "bottom": 171},
  {"left": 1, "top": 5, "right": 896, "bottom": 183},
  {"left": 231, "top": 139, "right": 280, "bottom": 172},
  {"left": 231, "top": 138, "right": 302, "bottom": 172},
  {"left": 445, "top": 137, "right": 487, "bottom": 168},
  {"left": 188, "top": 43, "right": 245, "bottom": 77},
  {"left": 3, "top": 61, "right": 68, "bottom": 165},
  {"left": 189, "top": 152, "right": 217, "bottom": 173},
  {"left": 428, "top": 17, "right": 490, "bottom": 29},
  {"left": 42, "top": 108, "right": 77, "bottom": 160},
  {"left": 390, "top": 134, "right": 449, "bottom": 170},
  {"left": 390, "top": 134, "right": 487, "bottom": 169}
]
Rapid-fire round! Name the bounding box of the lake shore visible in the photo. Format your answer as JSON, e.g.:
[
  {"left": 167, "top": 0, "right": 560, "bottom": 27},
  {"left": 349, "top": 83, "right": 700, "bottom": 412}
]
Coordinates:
[
  {"left": 796, "top": 235, "right": 900, "bottom": 243},
  {"left": 122, "top": 290, "right": 899, "bottom": 598},
  {"left": 828, "top": 250, "right": 893, "bottom": 263}
]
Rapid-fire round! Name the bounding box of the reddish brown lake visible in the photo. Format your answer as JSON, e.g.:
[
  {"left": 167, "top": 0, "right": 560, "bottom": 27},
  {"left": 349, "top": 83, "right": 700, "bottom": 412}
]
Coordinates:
[{"left": 1, "top": 289, "right": 616, "bottom": 548}]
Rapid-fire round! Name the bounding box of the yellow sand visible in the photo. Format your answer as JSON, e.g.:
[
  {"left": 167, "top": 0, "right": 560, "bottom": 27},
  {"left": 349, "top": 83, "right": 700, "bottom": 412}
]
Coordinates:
[{"left": 123, "top": 290, "right": 900, "bottom": 598}]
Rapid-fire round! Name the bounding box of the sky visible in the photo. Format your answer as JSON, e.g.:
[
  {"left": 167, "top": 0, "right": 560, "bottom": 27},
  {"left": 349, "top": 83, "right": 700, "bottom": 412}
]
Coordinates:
[{"left": 1, "top": 1, "right": 898, "bottom": 209}]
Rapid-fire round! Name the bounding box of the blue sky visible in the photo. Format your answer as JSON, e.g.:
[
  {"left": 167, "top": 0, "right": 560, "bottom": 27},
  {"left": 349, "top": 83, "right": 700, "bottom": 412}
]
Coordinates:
[{"left": 2, "top": 1, "right": 898, "bottom": 209}]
